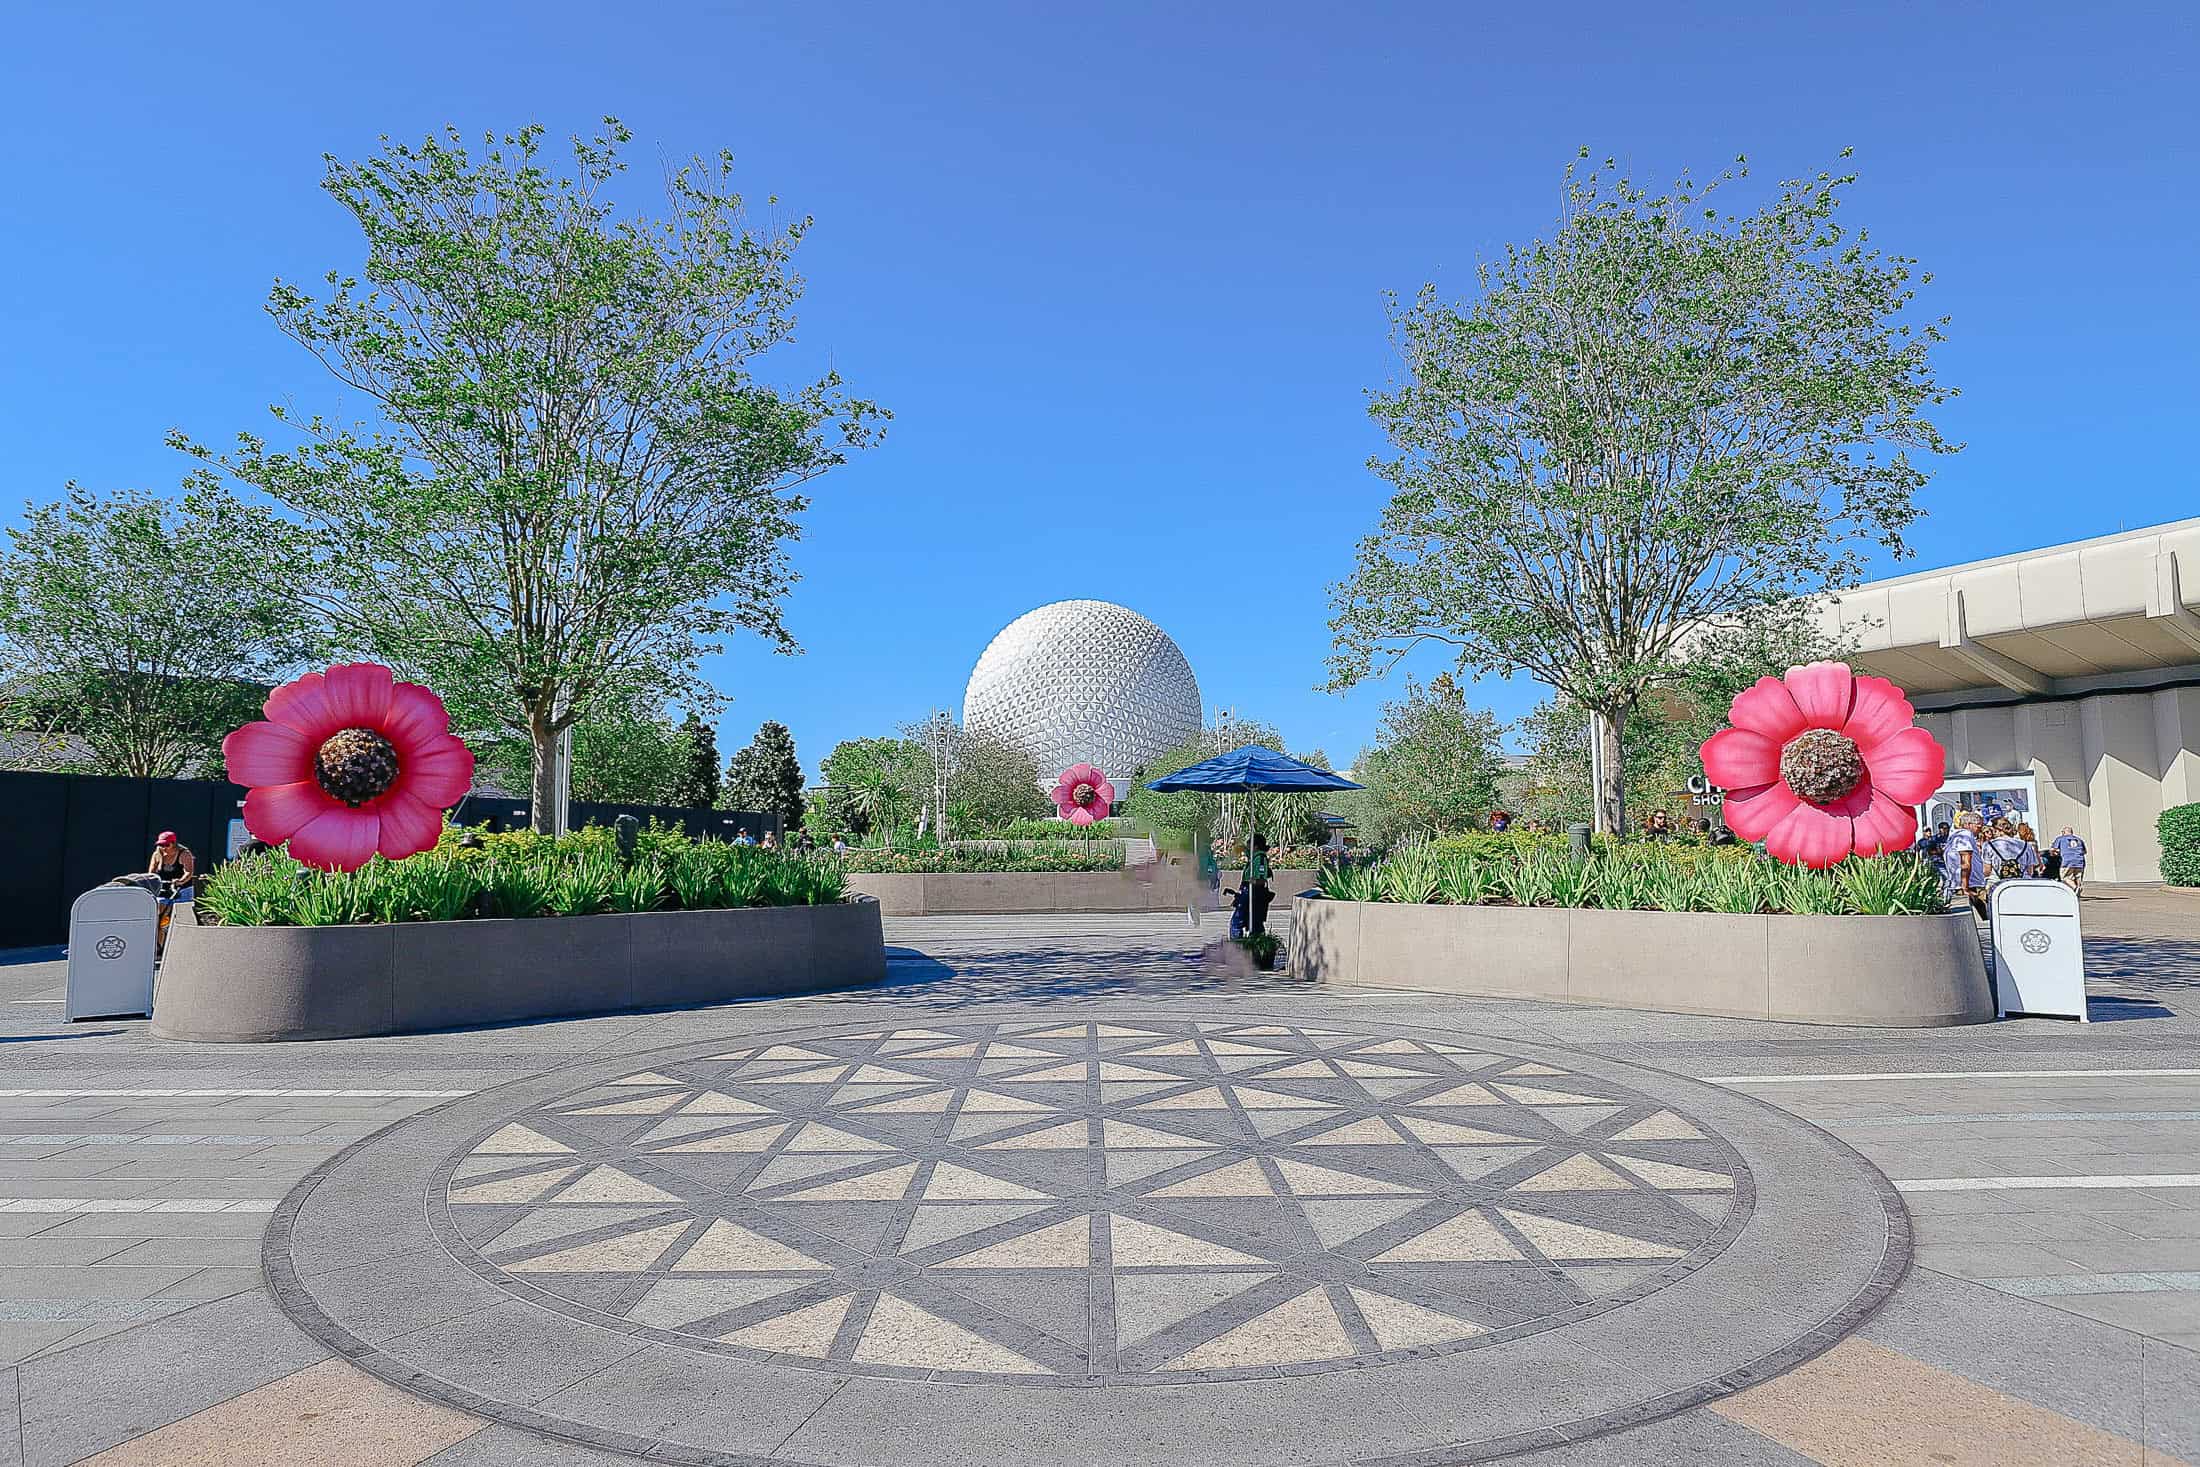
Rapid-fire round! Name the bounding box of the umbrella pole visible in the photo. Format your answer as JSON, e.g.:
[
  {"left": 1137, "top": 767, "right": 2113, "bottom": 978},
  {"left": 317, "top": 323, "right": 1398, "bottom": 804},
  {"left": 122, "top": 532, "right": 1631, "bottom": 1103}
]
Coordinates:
[{"left": 1246, "top": 795, "right": 1259, "bottom": 939}]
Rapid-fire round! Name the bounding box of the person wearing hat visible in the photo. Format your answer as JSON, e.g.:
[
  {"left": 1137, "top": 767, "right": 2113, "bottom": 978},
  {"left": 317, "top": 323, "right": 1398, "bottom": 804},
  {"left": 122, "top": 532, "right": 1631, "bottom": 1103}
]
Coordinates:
[{"left": 147, "top": 832, "right": 197, "bottom": 955}]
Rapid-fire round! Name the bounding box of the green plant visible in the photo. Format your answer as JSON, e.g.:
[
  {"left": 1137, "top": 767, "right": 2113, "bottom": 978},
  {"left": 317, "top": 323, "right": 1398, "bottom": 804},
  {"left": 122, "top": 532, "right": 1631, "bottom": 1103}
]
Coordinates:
[
  {"left": 1434, "top": 852, "right": 1493, "bottom": 906},
  {"left": 1774, "top": 863, "right": 1846, "bottom": 916},
  {"left": 1497, "top": 855, "right": 1558, "bottom": 908},
  {"left": 480, "top": 860, "right": 556, "bottom": 920},
  {"left": 609, "top": 858, "right": 669, "bottom": 914},
  {"left": 2161, "top": 802, "right": 2200, "bottom": 887},
  {"left": 1378, "top": 845, "right": 1442, "bottom": 904},
  {"left": 1319, "top": 862, "right": 1384, "bottom": 903},
  {"left": 1544, "top": 858, "right": 1600, "bottom": 908},
  {"left": 1234, "top": 932, "right": 1282, "bottom": 968},
  {"left": 1831, "top": 854, "right": 1945, "bottom": 915}
]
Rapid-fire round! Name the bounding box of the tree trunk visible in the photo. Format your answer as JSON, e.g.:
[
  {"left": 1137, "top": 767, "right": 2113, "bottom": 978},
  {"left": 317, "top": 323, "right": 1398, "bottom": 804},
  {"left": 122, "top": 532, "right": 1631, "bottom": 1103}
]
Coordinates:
[
  {"left": 528, "top": 706, "right": 568, "bottom": 836},
  {"left": 1589, "top": 705, "right": 1626, "bottom": 838}
]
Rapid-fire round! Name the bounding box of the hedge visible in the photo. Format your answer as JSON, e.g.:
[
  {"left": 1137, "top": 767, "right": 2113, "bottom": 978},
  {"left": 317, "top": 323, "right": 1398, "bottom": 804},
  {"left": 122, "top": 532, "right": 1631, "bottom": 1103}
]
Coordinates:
[{"left": 2160, "top": 802, "right": 2200, "bottom": 886}]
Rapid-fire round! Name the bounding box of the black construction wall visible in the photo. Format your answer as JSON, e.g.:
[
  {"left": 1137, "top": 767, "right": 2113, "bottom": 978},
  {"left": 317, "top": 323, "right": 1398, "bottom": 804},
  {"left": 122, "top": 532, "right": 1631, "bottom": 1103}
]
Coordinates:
[{"left": 0, "top": 771, "right": 780, "bottom": 950}]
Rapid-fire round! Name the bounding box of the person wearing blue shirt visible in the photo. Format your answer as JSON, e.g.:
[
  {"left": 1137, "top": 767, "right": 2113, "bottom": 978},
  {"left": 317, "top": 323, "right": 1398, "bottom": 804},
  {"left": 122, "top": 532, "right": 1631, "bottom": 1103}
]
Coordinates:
[{"left": 2049, "top": 827, "right": 2087, "bottom": 895}]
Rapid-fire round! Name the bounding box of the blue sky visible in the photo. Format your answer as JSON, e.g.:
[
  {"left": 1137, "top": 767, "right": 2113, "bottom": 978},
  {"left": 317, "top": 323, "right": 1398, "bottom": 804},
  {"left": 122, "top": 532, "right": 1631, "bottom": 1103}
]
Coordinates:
[{"left": 4, "top": 2, "right": 2194, "bottom": 777}]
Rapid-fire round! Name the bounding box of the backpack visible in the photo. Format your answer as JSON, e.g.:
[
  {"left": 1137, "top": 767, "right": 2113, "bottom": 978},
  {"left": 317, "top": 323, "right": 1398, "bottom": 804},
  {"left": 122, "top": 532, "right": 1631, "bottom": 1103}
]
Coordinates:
[{"left": 1989, "top": 838, "right": 2026, "bottom": 881}]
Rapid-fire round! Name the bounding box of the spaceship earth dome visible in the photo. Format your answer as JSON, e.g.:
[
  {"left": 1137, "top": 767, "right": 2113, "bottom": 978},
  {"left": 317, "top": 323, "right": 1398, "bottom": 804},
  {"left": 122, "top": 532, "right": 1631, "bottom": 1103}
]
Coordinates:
[{"left": 962, "top": 600, "right": 1203, "bottom": 787}]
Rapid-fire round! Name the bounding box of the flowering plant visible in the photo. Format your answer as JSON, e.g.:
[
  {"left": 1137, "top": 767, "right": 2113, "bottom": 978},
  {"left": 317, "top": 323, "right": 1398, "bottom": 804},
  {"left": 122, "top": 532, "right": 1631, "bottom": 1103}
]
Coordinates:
[{"left": 1049, "top": 763, "right": 1116, "bottom": 826}]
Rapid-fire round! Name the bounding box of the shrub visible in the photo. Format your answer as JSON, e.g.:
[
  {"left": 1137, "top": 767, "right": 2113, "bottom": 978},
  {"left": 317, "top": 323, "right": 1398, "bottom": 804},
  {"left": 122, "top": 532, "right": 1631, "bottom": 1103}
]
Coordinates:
[
  {"left": 2161, "top": 802, "right": 2200, "bottom": 887},
  {"left": 843, "top": 843, "right": 1121, "bottom": 874}
]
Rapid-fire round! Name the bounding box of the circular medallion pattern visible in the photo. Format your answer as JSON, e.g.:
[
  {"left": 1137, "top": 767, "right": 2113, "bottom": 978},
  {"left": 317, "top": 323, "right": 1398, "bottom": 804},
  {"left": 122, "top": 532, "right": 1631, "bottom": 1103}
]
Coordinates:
[{"left": 436, "top": 1018, "right": 1752, "bottom": 1384}]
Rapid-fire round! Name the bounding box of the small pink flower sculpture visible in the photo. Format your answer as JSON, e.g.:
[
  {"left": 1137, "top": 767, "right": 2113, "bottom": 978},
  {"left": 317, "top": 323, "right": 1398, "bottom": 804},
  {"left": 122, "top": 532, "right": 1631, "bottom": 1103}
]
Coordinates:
[
  {"left": 223, "top": 663, "right": 475, "bottom": 872},
  {"left": 1050, "top": 762, "right": 1116, "bottom": 826},
  {"left": 1699, "top": 661, "right": 1945, "bottom": 869}
]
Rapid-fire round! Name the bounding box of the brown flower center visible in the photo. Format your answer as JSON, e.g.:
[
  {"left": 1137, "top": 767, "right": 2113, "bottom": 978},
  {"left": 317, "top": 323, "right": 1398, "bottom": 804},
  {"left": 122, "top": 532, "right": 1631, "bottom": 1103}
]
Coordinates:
[
  {"left": 1073, "top": 781, "right": 1096, "bottom": 806},
  {"left": 1779, "top": 727, "right": 1865, "bottom": 805},
  {"left": 315, "top": 727, "right": 399, "bottom": 807}
]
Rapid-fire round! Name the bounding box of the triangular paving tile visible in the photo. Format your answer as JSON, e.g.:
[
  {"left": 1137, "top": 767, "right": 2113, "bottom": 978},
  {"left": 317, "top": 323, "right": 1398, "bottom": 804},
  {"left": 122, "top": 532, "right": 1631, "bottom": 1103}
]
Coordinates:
[
  {"left": 1233, "top": 1088, "right": 1338, "bottom": 1110},
  {"left": 1098, "top": 1082, "right": 1181, "bottom": 1102},
  {"left": 1301, "top": 1117, "right": 1406, "bottom": 1146},
  {"left": 486, "top": 1206, "right": 677, "bottom": 1256},
  {"left": 882, "top": 1027, "right": 959, "bottom": 1040},
  {"left": 626, "top": 1277, "right": 808, "bottom": 1330},
  {"left": 979, "top": 1121, "right": 1089, "bottom": 1150},
  {"left": 1148, "top": 1159, "right": 1274, "bottom": 1198},
  {"left": 506, "top": 1220, "right": 691, "bottom": 1273},
  {"left": 1114, "top": 1272, "right": 1270, "bottom": 1346},
  {"left": 1127, "top": 1039, "right": 1201, "bottom": 1056},
  {"left": 1350, "top": 1288, "right": 1486, "bottom": 1348},
  {"left": 1298, "top": 1198, "right": 1423, "bottom": 1249},
  {"left": 609, "top": 1071, "right": 686, "bottom": 1087},
  {"left": 1354, "top": 1079, "right": 1441, "bottom": 1099},
  {"left": 704, "top": 1048, "right": 755, "bottom": 1061},
  {"left": 449, "top": 1165, "right": 580, "bottom": 1204},
  {"left": 1095, "top": 1024, "right": 1163, "bottom": 1037},
  {"left": 1246, "top": 1110, "right": 1328, "bottom": 1139},
  {"left": 1205, "top": 1040, "right": 1288, "bottom": 1055},
  {"left": 1261, "top": 1061, "right": 1338, "bottom": 1079},
  {"left": 671, "top": 1218, "right": 827, "bottom": 1273},
  {"left": 1426, "top": 1042, "right": 1488, "bottom": 1055},
  {"left": 1614, "top": 1156, "right": 1734, "bottom": 1191},
  {"left": 1539, "top": 1106, "right": 1623, "bottom": 1135},
  {"left": 825, "top": 1084, "right": 929, "bottom": 1107},
  {"left": 902, "top": 1041, "right": 981, "bottom": 1058},
  {"left": 1397, "top": 1117, "right": 1524, "bottom": 1146},
  {"left": 639, "top": 1113, "right": 767, "bottom": 1145},
  {"left": 1103, "top": 1149, "right": 1217, "bottom": 1187},
  {"left": 1273, "top": 1158, "right": 1415, "bottom": 1196},
  {"left": 1412, "top": 1084, "right": 1505, "bottom": 1107},
  {"left": 747, "top": 1064, "right": 854, "bottom": 1085},
  {"left": 785, "top": 1123, "right": 892, "bottom": 1154},
  {"left": 1163, "top": 1288, "right": 1352, "bottom": 1370},
  {"left": 681, "top": 1091, "right": 772, "bottom": 1116},
  {"left": 1505, "top": 1062, "right": 1570, "bottom": 1077},
  {"left": 843, "top": 1064, "right": 925, "bottom": 1085},
  {"left": 1513, "top": 1154, "right": 1636, "bottom": 1192},
  {"left": 453, "top": 1155, "right": 534, "bottom": 1179},
  {"left": 1337, "top": 1060, "right": 1424, "bottom": 1078},
  {"left": 1108, "top": 1214, "right": 1264, "bottom": 1267},
  {"left": 1373, "top": 1210, "right": 1523, "bottom": 1263},
  {"left": 564, "top": 1093, "right": 685, "bottom": 1116},
  {"left": 935, "top": 1215, "right": 1091, "bottom": 1268},
  {"left": 473, "top": 1124, "right": 572, "bottom": 1155},
  {"left": 657, "top": 1123, "right": 789, "bottom": 1153},
  {"left": 950, "top": 1111, "right": 1034, "bottom": 1143},
  {"left": 934, "top": 1272, "right": 1092, "bottom": 1349},
  {"left": 559, "top": 1166, "right": 681, "bottom": 1204},
  {"left": 923, "top": 1163, "right": 1052, "bottom": 1201},
  {"left": 750, "top": 1153, "right": 865, "bottom": 1189},
  {"left": 1352, "top": 1039, "right": 1427, "bottom": 1055},
  {"left": 723, "top": 1294, "right": 852, "bottom": 1354},
  {"left": 1609, "top": 1111, "right": 1705, "bottom": 1142},
  {"left": 780, "top": 1163, "right": 918, "bottom": 1202},
  {"left": 1497, "top": 1208, "right": 1683, "bottom": 1260},
  {"left": 853, "top": 1089, "right": 954, "bottom": 1115},
  {"left": 1016, "top": 1024, "right": 1089, "bottom": 1039},
  {"left": 854, "top": 1294, "right": 1050, "bottom": 1373},
  {"left": 1674, "top": 1193, "right": 1734, "bottom": 1223},
  {"left": 1435, "top": 1146, "right": 1536, "bottom": 1183},
  {"left": 1005, "top": 1062, "right": 1091, "bottom": 1083},
  {"left": 1564, "top": 1264, "right": 1659, "bottom": 1298},
  {"left": 1210, "top": 1054, "right": 1288, "bottom": 1073},
  {"left": 1496, "top": 1084, "right": 1606, "bottom": 1106},
  {"left": 1102, "top": 1119, "right": 1211, "bottom": 1149},
  {"left": 755, "top": 1044, "right": 833, "bottom": 1062},
  {"left": 960, "top": 1089, "right": 1053, "bottom": 1114},
  {"left": 899, "top": 1203, "right": 1051, "bottom": 1253},
  {"left": 982, "top": 1043, "right": 1057, "bottom": 1059},
  {"left": 766, "top": 1202, "right": 901, "bottom": 1254},
  {"left": 1132, "top": 1087, "right": 1230, "bottom": 1110}
]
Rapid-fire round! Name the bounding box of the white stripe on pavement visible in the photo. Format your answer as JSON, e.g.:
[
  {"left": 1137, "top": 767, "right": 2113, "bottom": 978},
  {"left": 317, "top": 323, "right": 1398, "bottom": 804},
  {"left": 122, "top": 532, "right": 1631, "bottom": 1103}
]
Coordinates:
[
  {"left": 0, "top": 1197, "right": 282, "bottom": 1213},
  {"left": 0, "top": 1087, "right": 472, "bottom": 1098},
  {"left": 1709, "top": 1069, "right": 2200, "bottom": 1085},
  {"left": 1895, "top": 1174, "right": 2200, "bottom": 1193}
]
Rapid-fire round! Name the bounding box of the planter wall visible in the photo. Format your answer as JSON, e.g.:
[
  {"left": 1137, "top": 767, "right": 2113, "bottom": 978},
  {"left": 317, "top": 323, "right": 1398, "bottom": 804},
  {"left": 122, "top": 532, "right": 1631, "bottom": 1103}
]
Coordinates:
[
  {"left": 1290, "top": 899, "right": 1993, "bottom": 1027},
  {"left": 846, "top": 865, "right": 1322, "bottom": 917},
  {"left": 151, "top": 898, "right": 886, "bottom": 1043}
]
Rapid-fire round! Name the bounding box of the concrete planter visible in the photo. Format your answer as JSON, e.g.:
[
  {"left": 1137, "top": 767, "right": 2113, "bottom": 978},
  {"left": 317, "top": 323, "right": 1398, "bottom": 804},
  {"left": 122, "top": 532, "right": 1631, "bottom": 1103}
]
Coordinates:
[
  {"left": 845, "top": 865, "right": 1322, "bottom": 917},
  {"left": 151, "top": 898, "right": 885, "bottom": 1043},
  {"left": 1290, "top": 898, "right": 1993, "bottom": 1027}
]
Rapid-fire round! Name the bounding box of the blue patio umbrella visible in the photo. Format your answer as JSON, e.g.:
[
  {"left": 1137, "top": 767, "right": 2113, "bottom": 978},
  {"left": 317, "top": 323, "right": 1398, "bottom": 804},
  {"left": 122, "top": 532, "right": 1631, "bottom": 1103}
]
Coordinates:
[{"left": 1146, "top": 746, "right": 1361, "bottom": 935}]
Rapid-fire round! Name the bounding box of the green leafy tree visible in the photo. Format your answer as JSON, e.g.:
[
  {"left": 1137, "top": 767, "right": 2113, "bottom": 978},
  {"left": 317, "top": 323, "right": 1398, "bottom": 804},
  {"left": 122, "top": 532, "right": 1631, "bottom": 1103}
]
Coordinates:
[
  {"left": 1349, "top": 673, "right": 1503, "bottom": 842},
  {"left": 670, "top": 711, "right": 721, "bottom": 809},
  {"left": 726, "top": 720, "right": 805, "bottom": 828},
  {"left": 175, "top": 120, "right": 884, "bottom": 832},
  {"left": 1327, "top": 152, "right": 1955, "bottom": 835},
  {"left": 1122, "top": 716, "right": 1327, "bottom": 851},
  {"left": 815, "top": 737, "right": 926, "bottom": 849},
  {"left": 0, "top": 485, "right": 309, "bottom": 777},
  {"left": 483, "top": 692, "right": 690, "bottom": 805}
]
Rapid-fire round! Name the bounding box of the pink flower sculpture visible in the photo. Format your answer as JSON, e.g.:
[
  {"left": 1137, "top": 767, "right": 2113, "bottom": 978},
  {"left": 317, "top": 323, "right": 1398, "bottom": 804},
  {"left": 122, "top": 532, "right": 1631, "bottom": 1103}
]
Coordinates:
[
  {"left": 223, "top": 663, "right": 475, "bottom": 872},
  {"left": 1050, "top": 763, "right": 1116, "bottom": 826},
  {"left": 1699, "top": 661, "right": 1945, "bottom": 869}
]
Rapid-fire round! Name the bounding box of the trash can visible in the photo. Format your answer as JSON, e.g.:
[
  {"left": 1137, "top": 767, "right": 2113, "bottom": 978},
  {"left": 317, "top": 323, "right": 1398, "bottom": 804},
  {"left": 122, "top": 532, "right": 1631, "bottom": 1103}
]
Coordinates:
[
  {"left": 1988, "top": 878, "right": 2086, "bottom": 1021},
  {"left": 65, "top": 883, "right": 160, "bottom": 1021}
]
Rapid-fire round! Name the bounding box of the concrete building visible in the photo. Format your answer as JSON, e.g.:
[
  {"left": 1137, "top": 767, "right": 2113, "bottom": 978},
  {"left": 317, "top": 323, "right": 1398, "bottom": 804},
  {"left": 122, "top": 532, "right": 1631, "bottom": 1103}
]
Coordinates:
[{"left": 1821, "top": 516, "right": 2200, "bottom": 882}]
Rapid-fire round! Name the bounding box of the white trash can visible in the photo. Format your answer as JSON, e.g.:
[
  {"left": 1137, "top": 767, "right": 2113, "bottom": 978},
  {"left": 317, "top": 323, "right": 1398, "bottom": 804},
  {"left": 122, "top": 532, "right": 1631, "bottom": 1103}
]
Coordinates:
[
  {"left": 1988, "top": 879, "right": 2086, "bottom": 1021},
  {"left": 65, "top": 884, "right": 160, "bottom": 1021}
]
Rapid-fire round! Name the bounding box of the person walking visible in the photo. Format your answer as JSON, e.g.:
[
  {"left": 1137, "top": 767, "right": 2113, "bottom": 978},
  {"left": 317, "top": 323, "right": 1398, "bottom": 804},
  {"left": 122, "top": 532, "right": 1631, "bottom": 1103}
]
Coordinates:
[
  {"left": 2014, "top": 822, "right": 2047, "bottom": 878},
  {"left": 2050, "top": 826, "right": 2088, "bottom": 895},
  {"left": 1943, "top": 812, "right": 1987, "bottom": 916}
]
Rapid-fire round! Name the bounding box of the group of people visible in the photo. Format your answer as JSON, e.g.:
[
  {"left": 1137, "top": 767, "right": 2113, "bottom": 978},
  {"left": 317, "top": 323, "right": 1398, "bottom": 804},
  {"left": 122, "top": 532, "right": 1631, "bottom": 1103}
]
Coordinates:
[
  {"left": 729, "top": 828, "right": 832, "bottom": 855},
  {"left": 1924, "top": 813, "right": 2086, "bottom": 915}
]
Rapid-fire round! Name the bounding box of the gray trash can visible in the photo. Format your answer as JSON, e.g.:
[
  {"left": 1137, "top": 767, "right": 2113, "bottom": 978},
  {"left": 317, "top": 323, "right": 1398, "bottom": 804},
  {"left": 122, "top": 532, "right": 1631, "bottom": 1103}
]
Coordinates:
[
  {"left": 1988, "top": 878, "right": 2086, "bottom": 1021},
  {"left": 65, "top": 884, "right": 160, "bottom": 1021}
]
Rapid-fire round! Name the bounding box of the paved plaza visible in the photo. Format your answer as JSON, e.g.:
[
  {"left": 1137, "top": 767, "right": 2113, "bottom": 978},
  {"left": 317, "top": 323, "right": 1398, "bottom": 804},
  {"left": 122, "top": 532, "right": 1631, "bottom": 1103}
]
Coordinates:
[{"left": 0, "top": 895, "right": 2196, "bottom": 1464}]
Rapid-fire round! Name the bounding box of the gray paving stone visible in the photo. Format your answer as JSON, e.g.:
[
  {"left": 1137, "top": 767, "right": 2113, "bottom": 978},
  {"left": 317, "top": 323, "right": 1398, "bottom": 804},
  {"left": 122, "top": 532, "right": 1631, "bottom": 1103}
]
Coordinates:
[
  {"left": 15, "top": 1290, "right": 326, "bottom": 1467},
  {"left": 1496, "top": 1405, "right": 1814, "bottom": 1465},
  {"left": 2142, "top": 1337, "right": 2200, "bottom": 1463},
  {"left": 423, "top": 1423, "right": 642, "bottom": 1465}
]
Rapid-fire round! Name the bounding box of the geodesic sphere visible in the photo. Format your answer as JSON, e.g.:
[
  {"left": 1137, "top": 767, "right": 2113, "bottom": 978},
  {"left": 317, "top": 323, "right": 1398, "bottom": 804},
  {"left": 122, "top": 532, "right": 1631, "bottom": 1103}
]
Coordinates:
[{"left": 962, "top": 600, "right": 1203, "bottom": 789}]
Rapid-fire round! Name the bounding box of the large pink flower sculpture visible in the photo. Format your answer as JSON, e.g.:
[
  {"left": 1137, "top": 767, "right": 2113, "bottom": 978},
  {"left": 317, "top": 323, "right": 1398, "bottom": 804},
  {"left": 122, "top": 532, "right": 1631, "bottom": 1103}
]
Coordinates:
[
  {"left": 223, "top": 663, "right": 475, "bottom": 872},
  {"left": 1699, "top": 661, "right": 1945, "bottom": 869},
  {"left": 1050, "top": 763, "right": 1116, "bottom": 826}
]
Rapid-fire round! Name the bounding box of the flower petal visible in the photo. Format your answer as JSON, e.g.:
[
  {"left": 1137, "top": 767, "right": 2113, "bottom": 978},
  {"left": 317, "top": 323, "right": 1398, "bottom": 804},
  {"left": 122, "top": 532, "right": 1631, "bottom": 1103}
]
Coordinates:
[
  {"left": 1842, "top": 675, "right": 1916, "bottom": 752},
  {"left": 1784, "top": 661, "right": 1856, "bottom": 730},
  {"left": 288, "top": 806, "right": 382, "bottom": 872},
  {"left": 1859, "top": 725, "right": 1946, "bottom": 807},
  {"left": 1727, "top": 677, "right": 1809, "bottom": 743},
  {"left": 1067, "top": 807, "right": 1097, "bottom": 826},
  {"left": 263, "top": 671, "right": 339, "bottom": 740},
  {"left": 1700, "top": 728, "right": 1782, "bottom": 791},
  {"left": 380, "top": 680, "right": 455, "bottom": 757},
  {"left": 1093, "top": 781, "right": 1116, "bottom": 806},
  {"left": 1847, "top": 785, "right": 1919, "bottom": 857},
  {"left": 244, "top": 780, "right": 338, "bottom": 844},
  {"left": 223, "top": 721, "right": 315, "bottom": 787},
  {"left": 1764, "top": 799, "right": 1856, "bottom": 869},
  {"left": 370, "top": 787, "right": 446, "bottom": 861},
  {"left": 321, "top": 663, "right": 395, "bottom": 730},
  {"left": 1720, "top": 781, "right": 1799, "bottom": 843},
  {"left": 394, "top": 736, "right": 475, "bottom": 811}
]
